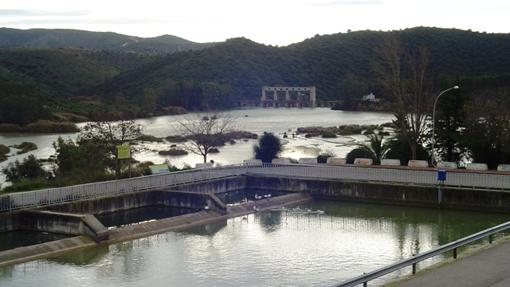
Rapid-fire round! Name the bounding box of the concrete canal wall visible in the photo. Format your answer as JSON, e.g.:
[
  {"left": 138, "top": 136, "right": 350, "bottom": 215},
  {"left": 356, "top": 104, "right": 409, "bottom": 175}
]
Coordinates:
[
  {"left": 0, "top": 210, "right": 108, "bottom": 242},
  {"left": 45, "top": 190, "right": 222, "bottom": 215},
  {"left": 246, "top": 175, "right": 510, "bottom": 213}
]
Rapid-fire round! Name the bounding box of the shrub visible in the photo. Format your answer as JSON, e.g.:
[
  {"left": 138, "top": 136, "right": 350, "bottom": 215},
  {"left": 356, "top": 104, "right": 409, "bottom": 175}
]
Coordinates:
[
  {"left": 254, "top": 132, "right": 282, "bottom": 163},
  {"left": 2, "top": 155, "right": 46, "bottom": 181},
  {"left": 346, "top": 148, "right": 376, "bottom": 164}
]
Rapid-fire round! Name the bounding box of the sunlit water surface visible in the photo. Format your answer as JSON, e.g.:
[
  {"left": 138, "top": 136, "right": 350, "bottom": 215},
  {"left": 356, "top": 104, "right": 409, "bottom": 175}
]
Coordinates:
[{"left": 0, "top": 200, "right": 508, "bottom": 287}]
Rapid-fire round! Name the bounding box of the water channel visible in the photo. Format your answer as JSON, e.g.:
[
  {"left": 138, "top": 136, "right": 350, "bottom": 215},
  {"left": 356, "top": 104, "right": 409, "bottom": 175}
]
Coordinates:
[{"left": 1, "top": 200, "right": 508, "bottom": 287}]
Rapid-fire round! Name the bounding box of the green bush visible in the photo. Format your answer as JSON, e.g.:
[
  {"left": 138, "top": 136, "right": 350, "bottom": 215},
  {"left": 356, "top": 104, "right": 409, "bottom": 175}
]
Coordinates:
[
  {"left": 2, "top": 155, "right": 46, "bottom": 181},
  {"left": 254, "top": 132, "right": 282, "bottom": 163}
]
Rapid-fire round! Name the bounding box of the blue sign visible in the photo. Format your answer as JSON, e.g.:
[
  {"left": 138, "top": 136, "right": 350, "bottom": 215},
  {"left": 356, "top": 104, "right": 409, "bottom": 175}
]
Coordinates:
[{"left": 437, "top": 169, "right": 447, "bottom": 182}]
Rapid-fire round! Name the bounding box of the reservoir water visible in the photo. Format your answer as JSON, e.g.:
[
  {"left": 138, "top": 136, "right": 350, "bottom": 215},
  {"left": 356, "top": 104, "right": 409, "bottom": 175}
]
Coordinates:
[
  {"left": 1, "top": 200, "right": 508, "bottom": 287},
  {"left": 0, "top": 108, "right": 394, "bottom": 186}
]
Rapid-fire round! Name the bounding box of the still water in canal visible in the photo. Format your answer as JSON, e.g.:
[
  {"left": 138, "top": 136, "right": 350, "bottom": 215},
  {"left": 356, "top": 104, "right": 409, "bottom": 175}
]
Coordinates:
[{"left": 0, "top": 200, "right": 508, "bottom": 287}]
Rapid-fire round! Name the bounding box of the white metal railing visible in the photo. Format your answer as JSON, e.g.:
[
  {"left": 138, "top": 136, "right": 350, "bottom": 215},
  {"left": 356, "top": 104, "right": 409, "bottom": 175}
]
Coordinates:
[
  {"left": 0, "top": 165, "right": 247, "bottom": 212},
  {"left": 1, "top": 163, "right": 510, "bottom": 212},
  {"left": 246, "top": 163, "right": 510, "bottom": 190}
]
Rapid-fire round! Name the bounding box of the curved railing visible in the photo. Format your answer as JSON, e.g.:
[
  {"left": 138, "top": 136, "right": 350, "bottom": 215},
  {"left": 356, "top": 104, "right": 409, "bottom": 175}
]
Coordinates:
[{"left": 332, "top": 220, "right": 510, "bottom": 287}]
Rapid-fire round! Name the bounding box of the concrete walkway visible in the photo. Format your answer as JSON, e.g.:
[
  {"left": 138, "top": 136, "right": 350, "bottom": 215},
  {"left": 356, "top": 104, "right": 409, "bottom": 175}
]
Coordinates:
[{"left": 396, "top": 240, "right": 510, "bottom": 287}]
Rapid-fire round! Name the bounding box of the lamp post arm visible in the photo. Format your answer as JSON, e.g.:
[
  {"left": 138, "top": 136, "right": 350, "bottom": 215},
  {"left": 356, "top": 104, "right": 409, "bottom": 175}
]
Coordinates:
[{"left": 432, "top": 86, "right": 459, "bottom": 166}]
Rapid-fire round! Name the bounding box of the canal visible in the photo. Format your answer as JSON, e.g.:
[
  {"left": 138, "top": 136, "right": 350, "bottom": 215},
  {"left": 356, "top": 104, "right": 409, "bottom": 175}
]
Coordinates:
[{"left": 0, "top": 200, "right": 508, "bottom": 287}]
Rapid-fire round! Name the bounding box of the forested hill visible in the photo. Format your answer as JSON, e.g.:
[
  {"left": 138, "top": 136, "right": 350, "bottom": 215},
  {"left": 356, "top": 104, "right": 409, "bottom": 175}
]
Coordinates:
[
  {"left": 0, "top": 28, "right": 213, "bottom": 54},
  {"left": 1, "top": 27, "right": 510, "bottom": 125},
  {"left": 101, "top": 27, "right": 510, "bottom": 109}
]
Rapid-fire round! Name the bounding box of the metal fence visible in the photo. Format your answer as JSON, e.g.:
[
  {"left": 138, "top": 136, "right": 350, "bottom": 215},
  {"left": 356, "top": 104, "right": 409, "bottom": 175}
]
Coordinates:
[
  {"left": 0, "top": 166, "right": 247, "bottom": 212},
  {"left": 1, "top": 163, "right": 510, "bottom": 212}
]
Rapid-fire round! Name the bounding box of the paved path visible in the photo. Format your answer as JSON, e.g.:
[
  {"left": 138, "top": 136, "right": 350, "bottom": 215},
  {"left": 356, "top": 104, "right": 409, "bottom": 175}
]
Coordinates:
[{"left": 396, "top": 241, "right": 510, "bottom": 287}]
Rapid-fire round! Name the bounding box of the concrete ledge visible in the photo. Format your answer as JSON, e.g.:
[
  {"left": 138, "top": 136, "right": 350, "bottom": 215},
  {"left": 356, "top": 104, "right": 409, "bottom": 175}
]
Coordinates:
[
  {"left": 0, "top": 235, "right": 96, "bottom": 267},
  {"left": 107, "top": 193, "right": 311, "bottom": 244}
]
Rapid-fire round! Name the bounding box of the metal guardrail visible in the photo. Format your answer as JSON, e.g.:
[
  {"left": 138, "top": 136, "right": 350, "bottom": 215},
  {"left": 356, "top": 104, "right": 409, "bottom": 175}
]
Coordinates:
[
  {"left": 334, "top": 220, "right": 510, "bottom": 287},
  {"left": 1, "top": 162, "right": 510, "bottom": 212}
]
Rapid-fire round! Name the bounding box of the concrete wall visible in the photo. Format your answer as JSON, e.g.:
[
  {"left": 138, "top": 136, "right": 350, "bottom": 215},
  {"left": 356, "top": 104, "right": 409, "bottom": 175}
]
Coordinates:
[
  {"left": 46, "top": 191, "right": 158, "bottom": 215},
  {"left": 246, "top": 176, "right": 510, "bottom": 213},
  {"left": 44, "top": 190, "right": 221, "bottom": 215},
  {"left": 173, "top": 176, "right": 247, "bottom": 194},
  {"left": 0, "top": 212, "right": 20, "bottom": 232}
]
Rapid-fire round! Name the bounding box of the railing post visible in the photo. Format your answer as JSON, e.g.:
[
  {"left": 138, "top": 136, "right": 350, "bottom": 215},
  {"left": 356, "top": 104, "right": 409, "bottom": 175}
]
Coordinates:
[
  {"left": 412, "top": 263, "right": 417, "bottom": 274},
  {"left": 363, "top": 281, "right": 367, "bottom": 287},
  {"left": 489, "top": 234, "right": 493, "bottom": 244},
  {"left": 453, "top": 248, "right": 457, "bottom": 259}
]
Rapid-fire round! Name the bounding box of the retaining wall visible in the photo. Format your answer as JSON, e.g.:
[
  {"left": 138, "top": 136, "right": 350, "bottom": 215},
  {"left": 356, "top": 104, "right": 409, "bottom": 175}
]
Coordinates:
[{"left": 246, "top": 175, "right": 510, "bottom": 212}]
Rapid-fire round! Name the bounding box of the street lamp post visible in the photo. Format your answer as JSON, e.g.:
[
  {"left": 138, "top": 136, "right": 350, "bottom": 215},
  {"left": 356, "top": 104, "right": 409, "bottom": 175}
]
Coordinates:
[{"left": 432, "top": 85, "right": 460, "bottom": 167}]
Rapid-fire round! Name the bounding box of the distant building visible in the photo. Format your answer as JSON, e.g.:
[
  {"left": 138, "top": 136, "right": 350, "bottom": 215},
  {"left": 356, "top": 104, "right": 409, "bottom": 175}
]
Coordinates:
[
  {"left": 261, "top": 86, "right": 316, "bottom": 108},
  {"left": 361, "top": 92, "right": 380, "bottom": 102}
]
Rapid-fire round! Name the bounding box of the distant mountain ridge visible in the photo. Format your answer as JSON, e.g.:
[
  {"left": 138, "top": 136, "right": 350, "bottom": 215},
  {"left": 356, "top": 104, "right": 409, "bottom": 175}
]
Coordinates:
[{"left": 0, "top": 28, "right": 214, "bottom": 54}]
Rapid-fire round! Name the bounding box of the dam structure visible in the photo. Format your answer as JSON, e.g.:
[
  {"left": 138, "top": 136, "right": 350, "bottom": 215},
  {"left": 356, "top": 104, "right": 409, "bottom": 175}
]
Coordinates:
[
  {"left": 260, "top": 86, "right": 317, "bottom": 107},
  {"left": 1, "top": 161, "right": 510, "bottom": 275}
]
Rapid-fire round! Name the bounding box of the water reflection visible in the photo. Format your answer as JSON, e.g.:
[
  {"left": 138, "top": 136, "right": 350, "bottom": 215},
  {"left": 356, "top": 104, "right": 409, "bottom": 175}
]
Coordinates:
[
  {"left": 0, "top": 200, "right": 508, "bottom": 287},
  {"left": 0, "top": 231, "right": 69, "bottom": 252}
]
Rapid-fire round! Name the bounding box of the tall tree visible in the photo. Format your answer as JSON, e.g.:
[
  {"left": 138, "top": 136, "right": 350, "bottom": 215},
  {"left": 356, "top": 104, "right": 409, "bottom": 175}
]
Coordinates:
[
  {"left": 463, "top": 89, "right": 510, "bottom": 168},
  {"left": 374, "top": 38, "right": 433, "bottom": 160},
  {"left": 79, "top": 120, "right": 142, "bottom": 176}
]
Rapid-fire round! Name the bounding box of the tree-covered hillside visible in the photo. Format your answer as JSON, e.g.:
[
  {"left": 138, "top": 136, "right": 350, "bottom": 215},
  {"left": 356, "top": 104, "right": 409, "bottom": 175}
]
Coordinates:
[
  {"left": 101, "top": 27, "right": 510, "bottom": 109},
  {"left": 0, "top": 28, "right": 213, "bottom": 54},
  {"left": 2, "top": 27, "right": 510, "bottom": 124}
]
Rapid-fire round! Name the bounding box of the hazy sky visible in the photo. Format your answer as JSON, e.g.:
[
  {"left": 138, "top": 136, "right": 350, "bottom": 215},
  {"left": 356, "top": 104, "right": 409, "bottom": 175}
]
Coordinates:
[{"left": 1, "top": 0, "right": 509, "bottom": 45}]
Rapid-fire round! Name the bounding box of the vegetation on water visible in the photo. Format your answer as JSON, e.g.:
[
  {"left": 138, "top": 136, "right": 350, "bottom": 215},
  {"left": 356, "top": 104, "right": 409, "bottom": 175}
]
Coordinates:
[
  {"left": 12, "top": 142, "right": 38, "bottom": 155},
  {"left": 0, "top": 121, "right": 79, "bottom": 133},
  {"left": 158, "top": 148, "right": 188, "bottom": 156},
  {"left": 165, "top": 135, "right": 187, "bottom": 142},
  {"left": 254, "top": 132, "right": 282, "bottom": 163},
  {"left": 136, "top": 134, "right": 165, "bottom": 142},
  {"left": 0, "top": 144, "right": 9, "bottom": 162},
  {"left": 297, "top": 124, "right": 386, "bottom": 138}
]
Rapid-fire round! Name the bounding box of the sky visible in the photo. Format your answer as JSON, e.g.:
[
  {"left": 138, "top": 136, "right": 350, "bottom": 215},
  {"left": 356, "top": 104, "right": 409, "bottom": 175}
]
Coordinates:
[{"left": 1, "top": 0, "right": 509, "bottom": 46}]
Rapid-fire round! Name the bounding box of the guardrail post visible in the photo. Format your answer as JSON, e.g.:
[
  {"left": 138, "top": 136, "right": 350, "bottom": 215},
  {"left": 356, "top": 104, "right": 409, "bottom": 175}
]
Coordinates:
[
  {"left": 363, "top": 282, "right": 367, "bottom": 287},
  {"left": 489, "top": 234, "right": 493, "bottom": 244},
  {"left": 412, "top": 263, "right": 417, "bottom": 274},
  {"left": 453, "top": 248, "right": 457, "bottom": 259}
]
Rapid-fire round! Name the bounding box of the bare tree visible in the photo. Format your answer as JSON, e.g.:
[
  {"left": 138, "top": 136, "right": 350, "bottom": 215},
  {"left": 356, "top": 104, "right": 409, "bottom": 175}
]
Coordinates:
[
  {"left": 374, "top": 38, "right": 433, "bottom": 160},
  {"left": 178, "top": 113, "right": 235, "bottom": 163}
]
